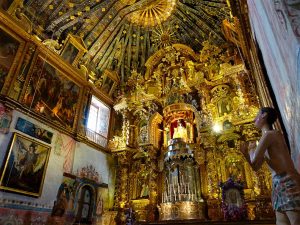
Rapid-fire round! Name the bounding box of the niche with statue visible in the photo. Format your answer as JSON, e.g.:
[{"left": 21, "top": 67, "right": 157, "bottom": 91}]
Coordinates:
[{"left": 219, "top": 178, "right": 247, "bottom": 221}]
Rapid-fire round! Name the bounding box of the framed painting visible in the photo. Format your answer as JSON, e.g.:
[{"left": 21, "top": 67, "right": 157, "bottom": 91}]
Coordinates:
[
  {"left": 60, "top": 34, "right": 87, "bottom": 66},
  {"left": 0, "top": 133, "right": 51, "bottom": 197},
  {"left": 101, "top": 76, "right": 115, "bottom": 95},
  {"left": 22, "top": 55, "right": 81, "bottom": 128},
  {"left": 61, "top": 42, "right": 79, "bottom": 65},
  {"left": 100, "top": 69, "right": 119, "bottom": 96},
  {"left": 0, "top": 24, "right": 24, "bottom": 93},
  {"left": 15, "top": 117, "right": 53, "bottom": 144}
]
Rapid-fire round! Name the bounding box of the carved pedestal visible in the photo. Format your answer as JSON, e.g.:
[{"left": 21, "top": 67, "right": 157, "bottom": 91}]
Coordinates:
[{"left": 159, "top": 201, "right": 205, "bottom": 221}]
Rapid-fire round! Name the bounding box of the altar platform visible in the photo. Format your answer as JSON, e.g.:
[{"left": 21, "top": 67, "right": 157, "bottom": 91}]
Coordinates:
[{"left": 137, "top": 220, "right": 275, "bottom": 225}]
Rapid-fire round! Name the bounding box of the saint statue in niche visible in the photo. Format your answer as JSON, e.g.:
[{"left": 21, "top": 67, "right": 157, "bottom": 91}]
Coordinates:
[
  {"left": 217, "top": 97, "right": 232, "bottom": 116},
  {"left": 173, "top": 120, "right": 188, "bottom": 141},
  {"left": 140, "top": 183, "right": 149, "bottom": 198},
  {"left": 136, "top": 164, "right": 149, "bottom": 198}
]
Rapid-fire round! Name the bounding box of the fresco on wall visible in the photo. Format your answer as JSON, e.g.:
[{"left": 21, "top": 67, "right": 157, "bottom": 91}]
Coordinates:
[
  {"left": 0, "top": 103, "right": 12, "bottom": 133},
  {"left": 0, "top": 133, "right": 51, "bottom": 197},
  {"left": 0, "top": 27, "right": 20, "bottom": 91},
  {"left": 15, "top": 117, "right": 53, "bottom": 144},
  {"left": 23, "top": 56, "right": 80, "bottom": 128}
]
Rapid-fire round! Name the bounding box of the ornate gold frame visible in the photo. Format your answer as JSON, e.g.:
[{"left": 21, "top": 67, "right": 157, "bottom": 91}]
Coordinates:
[
  {"left": 100, "top": 69, "right": 120, "bottom": 97},
  {"left": 60, "top": 34, "right": 87, "bottom": 67},
  {"left": 0, "top": 132, "right": 51, "bottom": 197},
  {"left": 0, "top": 21, "right": 26, "bottom": 95},
  {"left": 19, "top": 47, "right": 84, "bottom": 132}
]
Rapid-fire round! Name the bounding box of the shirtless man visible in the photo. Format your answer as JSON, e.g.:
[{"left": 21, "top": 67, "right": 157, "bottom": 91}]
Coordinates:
[{"left": 240, "top": 107, "right": 300, "bottom": 225}]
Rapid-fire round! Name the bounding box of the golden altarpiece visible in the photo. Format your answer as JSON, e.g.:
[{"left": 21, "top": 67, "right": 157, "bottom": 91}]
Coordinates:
[
  {"left": 0, "top": 1, "right": 278, "bottom": 224},
  {"left": 109, "top": 41, "right": 274, "bottom": 223}
]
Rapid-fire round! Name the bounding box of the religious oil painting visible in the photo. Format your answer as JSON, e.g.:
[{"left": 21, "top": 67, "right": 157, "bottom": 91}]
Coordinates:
[
  {"left": 0, "top": 26, "right": 21, "bottom": 91},
  {"left": 23, "top": 56, "right": 80, "bottom": 128},
  {"left": 0, "top": 133, "right": 51, "bottom": 197},
  {"left": 0, "top": 0, "right": 13, "bottom": 10},
  {"left": 15, "top": 117, "right": 53, "bottom": 144},
  {"left": 61, "top": 43, "right": 79, "bottom": 65},
  {"left": 101, "top": 76, "right": 115, "bottom": 95}
]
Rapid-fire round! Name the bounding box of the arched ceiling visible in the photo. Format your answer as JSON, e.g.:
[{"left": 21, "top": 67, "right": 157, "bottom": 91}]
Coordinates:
[{"left": 23, "top": 0, "right": 231, "bottom": 82}]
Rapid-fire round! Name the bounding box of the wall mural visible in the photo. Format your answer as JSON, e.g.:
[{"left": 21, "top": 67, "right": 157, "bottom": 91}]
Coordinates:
[
  {"left": 15, "top": 117, "right": 53, "bottom": 144},
  {"left": 0, "top": 133, "right": 51, "bottom": 197},
  {"left": 23, "top": 56, "right": 80, "bottom": 128},
  {"left": 0, "top": 102, "right": 12, "bottom": 133}
]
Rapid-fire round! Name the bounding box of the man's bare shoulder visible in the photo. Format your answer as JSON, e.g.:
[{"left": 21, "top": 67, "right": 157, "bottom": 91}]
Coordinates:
[
  {"left": 265, "top": 130, "right": 281, "bottom": 136},
  {"left": 263, "top": 130, "right": 282, "bottom": 142}
]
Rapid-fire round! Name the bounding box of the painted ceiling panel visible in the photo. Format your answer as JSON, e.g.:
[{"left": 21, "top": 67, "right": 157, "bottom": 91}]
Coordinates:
[{"left": 23, "top": 0, "right": 231, "bottom": 82}]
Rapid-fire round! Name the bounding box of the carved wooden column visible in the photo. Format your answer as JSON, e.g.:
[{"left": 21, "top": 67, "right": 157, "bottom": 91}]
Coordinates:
[
  {"left": 113, "top": 150, "right": 132, "bottom": 225},
  {"left": 146, "top": 145, "right": 159, "bottom": 222}
]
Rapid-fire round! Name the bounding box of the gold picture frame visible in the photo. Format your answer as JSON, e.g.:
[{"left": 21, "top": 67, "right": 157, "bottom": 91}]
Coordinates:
[
  {"left": 0, "top": 133, "right": 51, "bottom": 197},
  {"left": 21, "top": 53, "right": 82, "bottom": 129},
  {"left": 61, "top": 34, "right": 87, "bottom": 66},
  {"left": 0, "top": 21, "right": 25, "bottom": 94},
  {"left": 101, "top": 69, "right": 119, "bottom": 97}
]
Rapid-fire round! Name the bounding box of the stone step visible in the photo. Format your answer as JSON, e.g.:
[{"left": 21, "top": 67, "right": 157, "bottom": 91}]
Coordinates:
[{"left": 137, "top": 220, "right": 275, "bottom": 225}]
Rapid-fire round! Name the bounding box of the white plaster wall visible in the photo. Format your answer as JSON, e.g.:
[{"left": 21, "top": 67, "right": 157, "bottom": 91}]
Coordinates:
[
  {"left": 247, "top": 0, "right": 300, "bottom": 170},
  {"left": 0, "top": 110, "right": 115, "bottom": 210},
  {"left": 73, "top": 142, "right": 116, "bottom": 208},
  {"left": 0, "top": 110, "right": 63, "bottom": 209}
]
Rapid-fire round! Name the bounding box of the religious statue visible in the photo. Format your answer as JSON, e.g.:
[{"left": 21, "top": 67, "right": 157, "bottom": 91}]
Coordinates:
[
  {"left": 140, "top": 183, "right": 149, "bottom": 198},
  {"left": 47, "top": 183, "right": 70, "bottom": 225},
  {"left": 173, "top": 120, "right": 188, "bottom": 142}
]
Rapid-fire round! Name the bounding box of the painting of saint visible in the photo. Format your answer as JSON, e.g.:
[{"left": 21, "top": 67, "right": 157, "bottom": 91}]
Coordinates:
[
  {"left": 23, "top": 56, "right": 80, "bottom": 128},
  {"left": 0, "top": 0, "right": 13, "bottom": 10},
  {"left": 61, "top": 43, "right": 79, "bottom": 65},
  {"left": 0, "top": 28, "right": 20, "bottom": 91},
  {"left": 0, "top": 133, "right": 51, "bottom": 197},
  {"left": 101, "top": 76, "right": 114, "bottom": 95}
]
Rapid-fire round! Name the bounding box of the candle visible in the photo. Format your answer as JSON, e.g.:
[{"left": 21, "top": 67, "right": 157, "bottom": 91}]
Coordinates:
[
  {"left": 188, "top": 183, "right": 190, "bottom": 200},
  {"left": 173, "top": 184, "right": 176, "bottom": 201},
  {"left": 178, "top": 183, "right": 181, "bottom": 201}
]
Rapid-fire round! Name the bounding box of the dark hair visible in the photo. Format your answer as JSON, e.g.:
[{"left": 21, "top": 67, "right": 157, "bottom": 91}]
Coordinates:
[{"left": 261, "top": 107, "right": 278, "bottom": 126}]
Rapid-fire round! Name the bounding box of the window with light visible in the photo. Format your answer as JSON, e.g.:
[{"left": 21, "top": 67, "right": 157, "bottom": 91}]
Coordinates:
[{"left": 86, "top": 96, "right": 110, "bottom": 147}]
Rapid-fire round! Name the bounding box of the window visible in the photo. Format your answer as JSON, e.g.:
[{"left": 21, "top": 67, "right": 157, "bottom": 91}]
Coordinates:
[{"left": 86, "top": 96, "right": 110, "bottom": 147}]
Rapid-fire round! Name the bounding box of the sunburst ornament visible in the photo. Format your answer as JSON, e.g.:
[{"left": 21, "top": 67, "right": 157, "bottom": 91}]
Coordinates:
[
  {"left": 151, "top": 26, "right": 178, "bottom": 49},
  {"left": 127, "top": 0, "right": 177, "bottom": 27}
]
